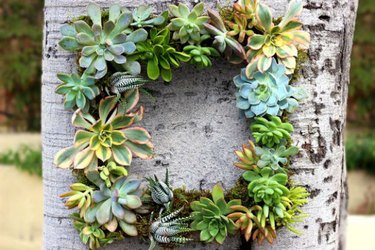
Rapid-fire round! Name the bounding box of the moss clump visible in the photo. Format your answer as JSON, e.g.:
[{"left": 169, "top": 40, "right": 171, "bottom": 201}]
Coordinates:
[
  {"left": 225, "top": 178, "right": 251, "bottom": 206},
  {"left": 290, "top": 50, "right": 308, "bottom": 84},
  {"left": 172, "top": 187, "right": 211, "bottom": 217}
]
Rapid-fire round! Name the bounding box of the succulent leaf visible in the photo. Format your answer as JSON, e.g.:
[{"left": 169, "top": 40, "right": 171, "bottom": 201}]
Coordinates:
[
  {"left": 191, "top": 184, "right": 241, "bottom": 244},
  {"left": 251, "top": 116, "right": 294, "bottom": 148}
]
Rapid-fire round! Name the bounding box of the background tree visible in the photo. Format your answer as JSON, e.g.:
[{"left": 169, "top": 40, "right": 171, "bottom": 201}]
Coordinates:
[
  {"left": 0, "top": 0, "right": 43, "bottom": 131},
  {"left": 42, "top": 0, "right": 357, "bottom": 249}
]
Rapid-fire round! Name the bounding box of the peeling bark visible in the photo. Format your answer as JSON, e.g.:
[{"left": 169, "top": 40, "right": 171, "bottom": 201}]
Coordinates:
[{"left": 42, "top": 0, "right": 357, "bottom": 249}]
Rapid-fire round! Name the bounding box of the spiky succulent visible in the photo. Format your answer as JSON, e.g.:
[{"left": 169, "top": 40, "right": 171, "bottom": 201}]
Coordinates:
[
  {"left": 85, "top": 177, "right": 144, "bottom": 236},
  {"left": 71, "top": 213, "right": 122, "bottom": 250},
  {"left": 130, "top": 5, "right": 166, "bottom": 28},
  {"left": 98, "top": 161, "right": 128, "bottom": 187},
  {"left": 234, "top": 59, "right": 305, "bottom": 118},
  {"left": 60, "top": 183, "right": 94, "bottom": 218},
  {"left": 190, "top": 184, "right": 241, "bottom": 244},
  {"left": 278, "top": 186, "right": 309, "bottom": 234},
  {"left": 256, "top": 145, "right": 299, "bottom": 170},
  {"left": 168, "top": 3, "right": 209, "bottom": 45},
  {"left": 54, "top": 90, "right": 154, "bottom": 171},
  {"left": 204, "top": 9, "right": 246, "bottom": 63},
  {"left": 246, "top": 0, "right": 310, "bottom": 76},
  {"left": 128, "top": 28, "right": 190, "bottom": 82},
  {"left": 251, "top": 116, "right": 294, "bottom": 148},
  {"left": 55, "top": 73, "right": 99, "bottom": 112},
  {"left": 59, "top": 4, "right": 148, "bottom": 78},
  {"left": 227, "top": 205, "right": 262, "bottom": 241},
  {"left": 234, "top": 140, "right": 259, "bottom": 171},
  {"left": 183, "top": 44, "right": 219, "bottom": 68},
  {"left": 243, "top": 167, "right": 289, "bottom": 220},
  {"left": 108, "top": 72, "right": 149, "bottom": 97},
  {"left": 146, "top": 169, "right": 174, "bottom": 210},
  {"left": 149, "top": 207, "right": 194, "bottom": 250}
]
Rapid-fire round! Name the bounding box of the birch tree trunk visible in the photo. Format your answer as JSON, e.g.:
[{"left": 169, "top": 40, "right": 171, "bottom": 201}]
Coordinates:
[{"left": 42, "top": 0, "right": 357, "bottom": 249}]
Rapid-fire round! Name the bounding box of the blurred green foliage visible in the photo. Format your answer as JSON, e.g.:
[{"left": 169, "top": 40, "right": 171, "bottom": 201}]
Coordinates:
[
  {"left": 0, "top": 145, "right": 42, "bottom": 177},
  {"left": 349, "top": 0, "right": 375, "bottom": 124},
  {"left": 346, "top": 132, "right": 375, "bottom": 174},
  {"left": 0, "top": 0, "right": 43, "bottom": 131}
]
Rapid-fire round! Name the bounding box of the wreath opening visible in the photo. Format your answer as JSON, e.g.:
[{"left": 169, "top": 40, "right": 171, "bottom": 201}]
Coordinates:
[{"left": 54, "top": 1, "right": 311, "bottom": 249}]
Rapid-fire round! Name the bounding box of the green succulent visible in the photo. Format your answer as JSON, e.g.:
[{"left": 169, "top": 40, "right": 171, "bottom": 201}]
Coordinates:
[
  {"left": 98, "top": 161, "right": 128, "bottom": 188},
  {"left": 183, "top": 45, "right": 219, "bottom": 68},
  {"left": 59, "top": 4, "right": 148, "bottom": 78},
  {"left": 85, "top": 177, "right": 144, "bottom": 236},
  {"left": 128, "top": 28, "right": 190, "bottom": 82},
  {"left": 149, "top": 207, "right": 194, "bottom": 250},
  {"left": 60, "top": 183, "right": 94, "bottom": 218},
  {"left": 251, "top": 116, "right": 294, "bottom": 148},
  {"left": 234, "top": 140, "right": 259, "bottom": 171},
  {"left": 168, "top": 2, "right": 209, "bottom": 45},
  {"left": 146, "top": 169, "right": 174, "bottom": 210},
  {"left": 256, "top": 145, "right": 299, "bottom": 170},
  {"left": 54, "top": 90, "right": 154, "bottom": 170},
  {"left": 246, "top": 0, "right": 310, "bottom": 76},
  {"left": 55, "top": 73, "right": 99, "bottom": 112},
  {"left": 243, "top": 167, "right": 289, "bottom": 225},
  {"left": 234, "top": 59, "right": 306, "bottom": 118},
  {"left": 190, "top": 184, "right": 241, "bottom": 244},
  {"left": 71, "top": 213, "right": 123, "bottom": 250},
  {"left": 108, "top": 72, "right": 149, "bottom": 97},
  {"left": 131, "top": 5, "right": 166, "bottom": 28},
  {"left": 204, "top": 9, "right": 246, "bottom": 63}
]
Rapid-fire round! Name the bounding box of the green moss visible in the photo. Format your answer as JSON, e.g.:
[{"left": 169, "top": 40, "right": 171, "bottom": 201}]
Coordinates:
[
  {"left": 225, "top": 178, "right": 251, "bottom": 206},
  {"left": 290, "top": 50, "right": 308, "bottom": 84}
]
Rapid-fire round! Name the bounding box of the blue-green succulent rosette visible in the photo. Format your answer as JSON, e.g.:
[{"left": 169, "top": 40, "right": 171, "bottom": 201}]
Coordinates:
[{"left": 234, "top": 59, "right": 306, "bottom": 118}]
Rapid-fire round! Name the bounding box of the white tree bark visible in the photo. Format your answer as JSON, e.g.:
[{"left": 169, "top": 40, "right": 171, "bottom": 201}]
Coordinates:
[{"left": 42, "top": 0, "right": 357, "bottom": 249}]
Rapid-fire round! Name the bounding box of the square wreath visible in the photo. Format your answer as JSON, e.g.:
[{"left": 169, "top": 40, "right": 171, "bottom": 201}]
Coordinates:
[{"left": 54, "top": 0, "right": 310, "bottom": 249}]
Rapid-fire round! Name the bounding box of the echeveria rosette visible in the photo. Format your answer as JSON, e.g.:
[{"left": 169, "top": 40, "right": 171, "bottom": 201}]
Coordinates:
[
  {"left": 246, "top": 0, "right": 310, "bottom": 77},
  {"left": 55, "top": 73, "right": 99, "bottom": 112},
  {"left": 54, "top": 89, "right": 154, "bottom": 171},
  {"left": 204, "top": 9, "right": 246, "bottom": 64},
  {"left": 59, "top": 4, "right": 148, "bottom": 78},
  {"left": 234, "top": 59, "right": 305, "bottom": 118},
  {"left": 130, "top": 5, "right": 166, "bottom": 28},
  {"left": 243, "top": 167, "right": 289, "bottom": 229},
  {"left": 168, "top": 2, "right": 210, "bottom": 45},
  {"left": 251, "top": 116, "right": 294, "bottom": 148},
  {"left": 190, "top": 184, "right": 241, "bottom": 244},
  {"left": 128, "top": 28, "right": 190, "bottom": 82},
  {"left": 256, "top": 145, "right": 299, "bottom": 171},
  {"left": 84, "top": 177, "right": 144, "bottom": 236}
]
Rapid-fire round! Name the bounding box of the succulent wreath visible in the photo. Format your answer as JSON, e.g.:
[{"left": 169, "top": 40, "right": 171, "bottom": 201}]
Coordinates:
[{"left": 54, "top": 1, "right": 311, "bottom": 249}]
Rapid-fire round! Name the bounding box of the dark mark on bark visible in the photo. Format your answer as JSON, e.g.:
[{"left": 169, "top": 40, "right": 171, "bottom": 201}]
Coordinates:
[
  {"left": 324, "top": 159, "right": 332, "bottom": 169},
  {"left": 330, "top": 118, "right": 342, "bottom": 146},
  {"left": 318, "top": 220, "right": 337, "bottom": 245},
  {"left": 319, "top": 15, "right": 331, "bottom": 22},
  {"left": 204, "top": 124, "right": 213, "bottom": 138},
  {"left": 326, "top": 191, "right": 338, "bottom": 205},
  {"left": 314, "top": 103, "right": 326, "bottom": 115},
  {"left": 324, "top": 176, "right": 333, "bottom": 183}
]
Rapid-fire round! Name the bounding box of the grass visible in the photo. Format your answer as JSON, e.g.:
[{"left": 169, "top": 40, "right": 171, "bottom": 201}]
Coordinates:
[{"left": 0, "top": 145, "right": 42, "bottom": 177}]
